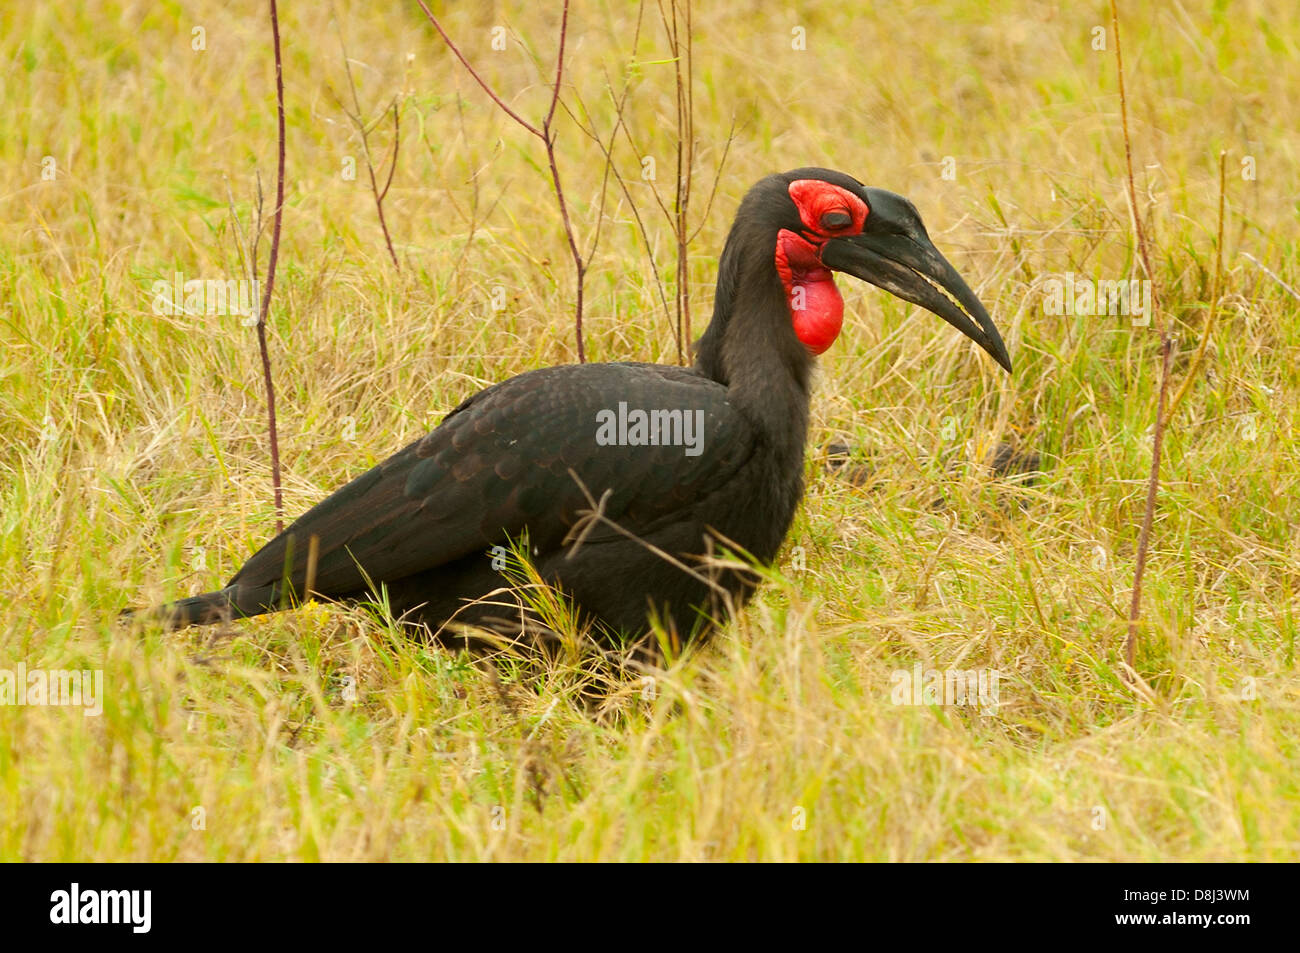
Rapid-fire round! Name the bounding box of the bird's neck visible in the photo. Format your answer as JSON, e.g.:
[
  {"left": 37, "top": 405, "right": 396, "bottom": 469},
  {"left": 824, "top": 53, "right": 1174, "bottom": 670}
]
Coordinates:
[{"left": 694, "top": 234, "right": 814, "bottom": 449}]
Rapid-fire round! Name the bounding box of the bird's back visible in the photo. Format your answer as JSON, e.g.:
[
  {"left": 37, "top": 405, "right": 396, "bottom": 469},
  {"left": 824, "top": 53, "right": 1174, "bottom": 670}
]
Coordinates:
[{"left": 166, "top": 360, "right": 798, "bottom": 644}]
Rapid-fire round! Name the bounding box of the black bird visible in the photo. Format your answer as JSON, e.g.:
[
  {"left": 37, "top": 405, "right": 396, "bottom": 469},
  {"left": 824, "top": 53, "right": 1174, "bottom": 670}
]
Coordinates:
[{"left": 145, "top": 168, "right": 1011, "bottom": 652}]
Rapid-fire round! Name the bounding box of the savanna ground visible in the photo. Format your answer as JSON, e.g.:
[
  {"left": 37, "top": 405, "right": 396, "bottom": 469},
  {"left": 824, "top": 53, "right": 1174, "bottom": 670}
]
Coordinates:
[{"left": 1, "top": 1, "right": 1297, "bottom": 861}]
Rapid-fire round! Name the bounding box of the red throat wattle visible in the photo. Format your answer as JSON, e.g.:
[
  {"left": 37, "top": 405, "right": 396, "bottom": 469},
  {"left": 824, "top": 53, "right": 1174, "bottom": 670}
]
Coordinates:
[
  {"left": 775, "top": 229, "right": 843, "bottom": 355},
  {"left": 776, "top": 179, "right": 870, "bottom": 355}
]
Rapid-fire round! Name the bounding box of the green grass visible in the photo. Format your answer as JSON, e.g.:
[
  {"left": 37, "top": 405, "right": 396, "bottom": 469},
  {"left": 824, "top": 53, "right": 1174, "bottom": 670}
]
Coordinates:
[{"left": 1, "top": 0, "right": 1297, "bottom": 860}]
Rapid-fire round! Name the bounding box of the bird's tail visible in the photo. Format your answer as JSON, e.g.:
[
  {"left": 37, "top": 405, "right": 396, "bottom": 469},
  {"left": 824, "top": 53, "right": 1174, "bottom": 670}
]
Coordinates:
[{"left": 122, "top": 585, "right": 277, "bottom": 630}]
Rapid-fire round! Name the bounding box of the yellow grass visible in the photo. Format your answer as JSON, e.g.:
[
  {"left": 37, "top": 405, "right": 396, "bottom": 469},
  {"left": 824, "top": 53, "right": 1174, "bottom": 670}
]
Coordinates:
[{"left": 1, "top": 0, "right": 1297, "bottom": 860}]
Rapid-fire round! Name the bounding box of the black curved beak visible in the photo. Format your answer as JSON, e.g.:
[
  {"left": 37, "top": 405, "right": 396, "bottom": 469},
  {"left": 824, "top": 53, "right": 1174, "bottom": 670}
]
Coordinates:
[{"left": 821, "top": 189, "right": 1012, "bottom": 373}]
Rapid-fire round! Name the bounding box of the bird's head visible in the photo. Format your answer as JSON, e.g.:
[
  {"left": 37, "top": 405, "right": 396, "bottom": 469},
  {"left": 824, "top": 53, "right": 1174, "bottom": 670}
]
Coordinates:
[{"left": 735, "top": 167, "right": 1011, "bottom": 373}]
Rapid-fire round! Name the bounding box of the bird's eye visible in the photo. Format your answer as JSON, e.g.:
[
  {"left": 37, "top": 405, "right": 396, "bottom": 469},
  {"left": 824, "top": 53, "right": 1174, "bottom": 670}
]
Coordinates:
[{"left": 821, "top": 210, "right": 852, "bottom": 230}]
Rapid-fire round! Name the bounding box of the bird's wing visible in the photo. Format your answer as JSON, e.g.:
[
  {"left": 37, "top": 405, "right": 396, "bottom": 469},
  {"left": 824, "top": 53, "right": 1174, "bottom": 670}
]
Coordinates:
[{"left": 230, "top": 362, "right": 756, "bottom": 596}]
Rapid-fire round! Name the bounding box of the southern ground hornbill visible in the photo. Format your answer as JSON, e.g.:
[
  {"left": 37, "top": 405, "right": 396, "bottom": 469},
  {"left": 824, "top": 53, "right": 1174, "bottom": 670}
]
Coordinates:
[{"left": 145, "top": 168, "right": 1011, "bottom": 653}]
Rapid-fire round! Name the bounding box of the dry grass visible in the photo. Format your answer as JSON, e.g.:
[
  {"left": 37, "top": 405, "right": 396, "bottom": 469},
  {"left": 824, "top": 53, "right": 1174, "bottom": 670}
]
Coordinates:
[{"left": 1, "top": 0, "right": 1297, "bottom": 860}]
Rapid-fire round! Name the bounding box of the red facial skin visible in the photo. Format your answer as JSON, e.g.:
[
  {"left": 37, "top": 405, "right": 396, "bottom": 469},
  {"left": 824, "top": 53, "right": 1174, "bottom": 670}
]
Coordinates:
[{"left": 774, "top": 179, "right": 870, "bottom": 354}]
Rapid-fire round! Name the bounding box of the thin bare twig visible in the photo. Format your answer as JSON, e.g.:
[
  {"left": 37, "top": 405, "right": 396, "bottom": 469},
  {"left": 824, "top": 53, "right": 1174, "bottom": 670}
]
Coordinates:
[
  {"left": 446, "top": 92, "right": 486, "bottom": 281},
  {"left": 686, "top": 119, "right": 736, "bottom": 244},
  {"left": 1111, "top": 0, "right": 1172, "bottom": 675},
  {"left": 251, "top": 173, "right": 264, "bottom": 280},
  {"left": 566, "top": 85, "right": 675, "bottom": 358},
  {"left": 558, "top": 0, "right": 677, "bottom": 360},
  {"left": 222, "top": 177, "right": 253, "bottom": 283},
  {"left": 660, "top": 0, "right": 695, "bottom": 361},
  {"left": 332, "top": 14, "right": 402, "bottom": 271},
  {"left": 257, "top": 0, "right": 287, "bottom": 533},
  {"left": 416, "top": 0, "right": 587, "bottom": 361},
  {"left": 1162, "top": 151, "right": 1228, "bottom": 427},
  {"left": 369, "top": 100, "right": 402, "bottom": 270},
  {"left": 380, "top": 105, "right": 400, "bottom": 203},
  {"left": 627, "top": 0, "right": 731, "bottom": 363}
]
